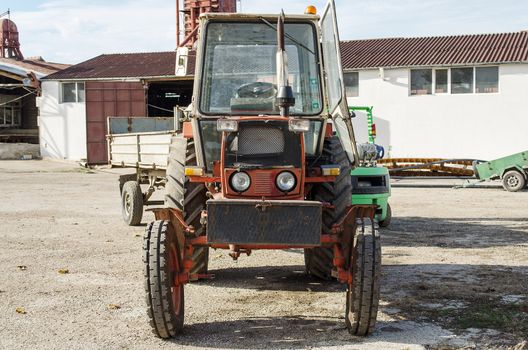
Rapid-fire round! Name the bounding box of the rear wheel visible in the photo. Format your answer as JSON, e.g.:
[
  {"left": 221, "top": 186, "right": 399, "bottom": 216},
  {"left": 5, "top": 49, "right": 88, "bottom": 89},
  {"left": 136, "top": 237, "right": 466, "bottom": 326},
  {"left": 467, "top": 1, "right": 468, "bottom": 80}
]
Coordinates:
[
  {"left": 144, "top": 220, "right": 184, "bottom": 338},
  {"left": 304, "top": 248, "right": 334, "bottom": 280},
  {"left": 378, "top": 203, "right": 391, "bottom": 228},
  {"left": 165, "top": 136, "right": 209, "bottom": 277},
  {"left": 304, "top": 136, "right": 352, "bottom": 280},
  {"left": 121, "top": 181, "right": 143, "bottom": 226},
  {"left": 346, "top": 217, "right": 381, "bottom": 336},
  {"left": 502, "top": 170, "right": 526, "bottom": 192}
]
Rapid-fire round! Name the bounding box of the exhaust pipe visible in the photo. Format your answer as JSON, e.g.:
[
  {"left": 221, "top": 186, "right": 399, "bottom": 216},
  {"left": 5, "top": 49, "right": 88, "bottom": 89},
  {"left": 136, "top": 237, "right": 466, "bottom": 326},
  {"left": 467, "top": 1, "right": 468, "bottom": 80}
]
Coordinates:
[{"left": 276, "top": 10, "right": 295, "bottom": 117}]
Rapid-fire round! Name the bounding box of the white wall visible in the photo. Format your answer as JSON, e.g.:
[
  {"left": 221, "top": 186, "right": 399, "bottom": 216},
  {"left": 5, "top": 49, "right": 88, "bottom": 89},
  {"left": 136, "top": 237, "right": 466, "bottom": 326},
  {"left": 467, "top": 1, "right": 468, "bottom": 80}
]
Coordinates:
[
  {"left": 37, "top": 81, "right": 87, "bottom": 161},
  {"left": 348, "top": 64, "right": 528, "bottom": 160}
]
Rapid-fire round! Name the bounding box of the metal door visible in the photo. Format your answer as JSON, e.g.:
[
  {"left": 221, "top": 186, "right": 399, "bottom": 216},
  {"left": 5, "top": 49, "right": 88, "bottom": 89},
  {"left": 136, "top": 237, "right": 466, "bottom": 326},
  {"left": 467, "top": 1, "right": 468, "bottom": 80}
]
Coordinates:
[{"left": 85, "top": 81, "right": 146, "bottom": 164}]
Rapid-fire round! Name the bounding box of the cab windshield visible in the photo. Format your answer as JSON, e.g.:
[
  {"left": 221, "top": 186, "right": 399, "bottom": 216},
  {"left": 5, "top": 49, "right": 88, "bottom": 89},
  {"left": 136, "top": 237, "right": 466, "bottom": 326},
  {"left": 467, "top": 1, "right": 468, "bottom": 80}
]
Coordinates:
[{"left": 199, "top": 21, "right": 322, "bottom": 116}]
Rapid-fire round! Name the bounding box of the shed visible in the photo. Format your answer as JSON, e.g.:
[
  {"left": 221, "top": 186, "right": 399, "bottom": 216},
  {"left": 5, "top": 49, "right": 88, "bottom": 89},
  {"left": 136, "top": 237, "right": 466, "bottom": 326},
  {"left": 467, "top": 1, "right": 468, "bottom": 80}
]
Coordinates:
[
  {"left": 0, "top": 17, "right": 68, "bottom": 146},
  {"left": 39, "top": 51, "right": 194, "bottom": 163}
]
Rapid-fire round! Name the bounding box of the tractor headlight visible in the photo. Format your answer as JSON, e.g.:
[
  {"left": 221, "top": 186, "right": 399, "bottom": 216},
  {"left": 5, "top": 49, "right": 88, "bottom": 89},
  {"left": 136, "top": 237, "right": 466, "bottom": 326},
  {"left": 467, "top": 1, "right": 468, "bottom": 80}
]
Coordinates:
[
  {"left": 230, "top": 172, "right": 251, "bottom": 192},
  {"left": 276, "top": 171, "right": 296, "bottom": 192}
]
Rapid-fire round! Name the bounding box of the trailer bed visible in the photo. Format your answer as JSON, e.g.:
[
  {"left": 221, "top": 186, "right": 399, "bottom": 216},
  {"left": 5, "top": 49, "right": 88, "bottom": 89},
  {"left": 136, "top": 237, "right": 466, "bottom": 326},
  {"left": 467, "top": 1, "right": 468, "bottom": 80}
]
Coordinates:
[
  {"left": 474, "top": 150, "right": 528, "bottom": 180},
  {"left": 107, "top": 131, "right": 174, "bottom": 169}
]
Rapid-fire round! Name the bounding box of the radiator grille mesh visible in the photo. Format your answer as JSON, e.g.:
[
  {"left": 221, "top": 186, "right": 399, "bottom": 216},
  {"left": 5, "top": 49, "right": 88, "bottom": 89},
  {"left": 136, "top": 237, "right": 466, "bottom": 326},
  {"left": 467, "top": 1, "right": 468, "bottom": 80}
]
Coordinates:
[{"left": 238, "top": 127, "right": 284, "bottom": 155}]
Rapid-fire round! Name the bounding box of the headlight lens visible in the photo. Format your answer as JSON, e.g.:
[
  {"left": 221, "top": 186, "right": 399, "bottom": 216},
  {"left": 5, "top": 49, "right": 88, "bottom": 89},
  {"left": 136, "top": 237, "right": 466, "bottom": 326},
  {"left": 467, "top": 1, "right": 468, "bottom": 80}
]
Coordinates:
[
  {"left": 230, "top": 172, "right": 251, "bottom": 192},
  {"left": 276, "top": 171, "right": 296, "bottom": 192}
]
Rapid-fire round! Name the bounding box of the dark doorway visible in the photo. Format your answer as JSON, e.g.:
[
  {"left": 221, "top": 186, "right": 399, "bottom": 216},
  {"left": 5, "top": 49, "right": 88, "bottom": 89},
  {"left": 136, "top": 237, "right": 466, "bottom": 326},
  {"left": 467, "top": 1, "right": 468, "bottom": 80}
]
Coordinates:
[
  {"left": 0, "top": 74, "right": 39, "bottom": 143},
  {"left": 147, "top": 80, "right": 193, "bottom": 117}
]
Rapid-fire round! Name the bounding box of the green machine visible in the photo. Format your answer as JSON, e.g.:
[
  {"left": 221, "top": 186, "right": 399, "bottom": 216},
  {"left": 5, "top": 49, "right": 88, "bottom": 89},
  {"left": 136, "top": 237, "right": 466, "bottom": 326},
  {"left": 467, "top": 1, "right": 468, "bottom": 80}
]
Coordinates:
[
  {"left": 473, "top": 150, "right": 528, "bottom": 192},
  {"left": 350, "top": 106, "right": 392, "bottom": 227}
]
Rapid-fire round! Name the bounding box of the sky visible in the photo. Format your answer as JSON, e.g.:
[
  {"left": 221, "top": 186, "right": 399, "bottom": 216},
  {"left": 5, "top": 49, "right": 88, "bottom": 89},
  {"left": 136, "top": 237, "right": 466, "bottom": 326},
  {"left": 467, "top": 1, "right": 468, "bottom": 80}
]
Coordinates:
[{"left": 4, "top": 0, "right": 528, "bottom": 64}]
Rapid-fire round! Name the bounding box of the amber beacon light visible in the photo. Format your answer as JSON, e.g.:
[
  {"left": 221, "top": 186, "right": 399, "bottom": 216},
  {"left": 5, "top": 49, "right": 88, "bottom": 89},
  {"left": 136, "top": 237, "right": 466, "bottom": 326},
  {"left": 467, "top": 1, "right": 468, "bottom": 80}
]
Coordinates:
[{"left": 304, "top": 5, "right": 317, "bottom": 14}]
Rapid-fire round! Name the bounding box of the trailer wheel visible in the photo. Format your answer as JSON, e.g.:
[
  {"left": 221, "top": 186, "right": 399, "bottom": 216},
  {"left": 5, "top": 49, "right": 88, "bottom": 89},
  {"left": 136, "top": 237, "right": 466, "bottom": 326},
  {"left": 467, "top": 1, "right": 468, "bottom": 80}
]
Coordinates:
[
  {"left": 304, "top": 136, "right": 352, "bottom": 280},
  {"left": 502, "top": 170, "right": 526, "bottom": 192},
  {"left": 346, "top": 217, "right": 381, "bottom": 336},
  {"left": 119, "top": 173, "right": 137, "bottom": 194},
  {"left": 144, "top": 220, "right": 184, "bottom": 338},
  {"left": 121, "top": 181, "right": 143, "bottom": 226},
  {"left": 378, "top": 203, "right": 391, "bottom": 228},
  {"left": 165, "top": 136, "right": 209, "bottom": 276}
]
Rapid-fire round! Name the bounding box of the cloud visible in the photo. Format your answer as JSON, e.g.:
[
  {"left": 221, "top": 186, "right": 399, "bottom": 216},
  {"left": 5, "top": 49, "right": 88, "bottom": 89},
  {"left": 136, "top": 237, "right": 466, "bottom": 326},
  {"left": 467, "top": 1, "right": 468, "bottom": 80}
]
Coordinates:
[
  {"left": 12, "top": 0, "right": 176, "bottom": 63},
  {"left": 9, "top": 0, "right": 528, "bottom": 64}
]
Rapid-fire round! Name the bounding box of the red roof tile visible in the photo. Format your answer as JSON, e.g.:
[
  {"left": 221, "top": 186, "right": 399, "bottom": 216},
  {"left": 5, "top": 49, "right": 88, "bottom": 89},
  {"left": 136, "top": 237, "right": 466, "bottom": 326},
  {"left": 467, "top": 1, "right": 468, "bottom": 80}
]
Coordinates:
[
  {"left": 340, "top": 31, "right": 528, "bottom": 70},
  {"left": 43, "top": 51, "right": 190, "bottom": 80}
]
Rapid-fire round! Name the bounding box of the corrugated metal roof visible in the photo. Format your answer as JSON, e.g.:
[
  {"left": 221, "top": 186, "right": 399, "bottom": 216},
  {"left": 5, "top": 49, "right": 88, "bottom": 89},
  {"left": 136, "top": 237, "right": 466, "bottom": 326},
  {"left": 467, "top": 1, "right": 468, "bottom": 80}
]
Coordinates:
[
  {"left": 340, "top": 31, "right": 528, "bottom": 70},
  {"left": 0, "top": 57, "right": 68, "bottom": 77},
  {"left": 43, "top": 51, "right": 194, "bottom": 80}
]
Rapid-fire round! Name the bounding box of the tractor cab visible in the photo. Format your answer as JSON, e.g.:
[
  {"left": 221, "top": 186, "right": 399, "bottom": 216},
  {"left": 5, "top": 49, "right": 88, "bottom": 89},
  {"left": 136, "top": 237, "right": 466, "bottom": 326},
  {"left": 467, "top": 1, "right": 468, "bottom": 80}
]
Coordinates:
[{"left": 188, "top": 6, "right": 358, "bottom": 192}]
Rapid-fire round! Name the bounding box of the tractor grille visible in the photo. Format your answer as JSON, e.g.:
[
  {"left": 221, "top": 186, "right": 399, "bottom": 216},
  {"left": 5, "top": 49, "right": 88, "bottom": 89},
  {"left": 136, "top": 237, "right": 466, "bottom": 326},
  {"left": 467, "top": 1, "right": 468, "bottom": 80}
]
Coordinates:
[
  {"left": 351, "top": 175, "right": 390, "bottom": 194},
  {"left": 224, "top": 120, "right": 302, "bottom": 168},
  {"left": 253, "top": 172, "right": 273, "bottom": 195},
  {"left": 238, "top": 127, "right": 284, "bottom": 155}
]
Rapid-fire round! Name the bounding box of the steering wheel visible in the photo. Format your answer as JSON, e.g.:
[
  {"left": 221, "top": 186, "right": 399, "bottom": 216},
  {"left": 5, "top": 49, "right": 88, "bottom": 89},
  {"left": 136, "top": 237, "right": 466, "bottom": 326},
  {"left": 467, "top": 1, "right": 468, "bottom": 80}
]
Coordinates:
[{"left": 236, "top": 82, "right": 276, "bottom": 98}]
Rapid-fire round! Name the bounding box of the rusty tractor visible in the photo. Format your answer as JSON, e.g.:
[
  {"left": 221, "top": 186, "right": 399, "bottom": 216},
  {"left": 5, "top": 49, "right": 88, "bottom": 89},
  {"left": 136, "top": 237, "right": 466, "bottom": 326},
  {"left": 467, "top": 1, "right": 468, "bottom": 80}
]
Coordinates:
[{"left": 143, "top": 1, "right": 381, "bottom": 338}]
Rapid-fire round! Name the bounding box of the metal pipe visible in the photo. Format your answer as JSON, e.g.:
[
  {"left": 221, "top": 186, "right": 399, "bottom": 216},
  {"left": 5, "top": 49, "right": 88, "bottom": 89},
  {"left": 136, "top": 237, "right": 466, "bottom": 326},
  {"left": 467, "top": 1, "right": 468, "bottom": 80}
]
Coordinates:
[
  {"left": 176, "top": 0, "right": 180, "bottom": 47},
  {"left": 179, "top": 26, "right": 199, "bottom": 47}
]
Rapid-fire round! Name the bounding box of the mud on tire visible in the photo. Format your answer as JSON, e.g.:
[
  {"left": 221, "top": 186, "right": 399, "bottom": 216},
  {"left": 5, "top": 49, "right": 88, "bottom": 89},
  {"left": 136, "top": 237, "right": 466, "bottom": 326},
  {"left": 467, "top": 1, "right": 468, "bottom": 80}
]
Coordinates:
[
  {"left": 144, "top": 220, "right": 184, "bottom": 338},
  {"left": 304, "top": 136, "right": 352, "bottom": 280},
  {"left": 346, "top": 217, "right": 381, "bottom": 336},
  {"left": 164, "top": 136, "right": 209, "bottom": 277}
]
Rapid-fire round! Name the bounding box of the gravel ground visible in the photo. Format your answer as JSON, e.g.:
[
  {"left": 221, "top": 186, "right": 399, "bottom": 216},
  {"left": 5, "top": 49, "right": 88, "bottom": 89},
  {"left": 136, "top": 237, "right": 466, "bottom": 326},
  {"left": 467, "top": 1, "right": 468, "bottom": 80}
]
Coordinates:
[{"left": 0, "top": 160, "right": 527, "bottom": 350}]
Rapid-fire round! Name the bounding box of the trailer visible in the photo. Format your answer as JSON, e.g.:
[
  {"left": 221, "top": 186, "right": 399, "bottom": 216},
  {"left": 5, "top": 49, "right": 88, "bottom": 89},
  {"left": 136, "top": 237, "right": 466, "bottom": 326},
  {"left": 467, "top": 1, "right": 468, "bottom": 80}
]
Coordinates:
[
  {"left": 473, "top": 150, "right": 528, "bottom": 192},
  {"left": 107, "top": 115, "right": 183, "bottom": 225}
]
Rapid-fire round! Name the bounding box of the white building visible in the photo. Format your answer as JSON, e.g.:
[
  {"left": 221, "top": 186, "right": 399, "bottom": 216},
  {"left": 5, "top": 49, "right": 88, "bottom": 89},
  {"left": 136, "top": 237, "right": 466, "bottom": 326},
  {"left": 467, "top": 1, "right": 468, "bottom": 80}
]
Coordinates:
[{"left": 343, "top": 31, "right": 528, "bottom": 160}]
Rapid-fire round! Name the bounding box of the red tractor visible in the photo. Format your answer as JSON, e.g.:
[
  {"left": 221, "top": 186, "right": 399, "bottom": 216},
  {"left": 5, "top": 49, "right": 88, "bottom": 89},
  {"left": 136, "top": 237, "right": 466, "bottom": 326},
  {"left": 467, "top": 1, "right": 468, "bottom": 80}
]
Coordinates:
[{"left": 144, "top": 1, "right": 381, "bottom": 337}]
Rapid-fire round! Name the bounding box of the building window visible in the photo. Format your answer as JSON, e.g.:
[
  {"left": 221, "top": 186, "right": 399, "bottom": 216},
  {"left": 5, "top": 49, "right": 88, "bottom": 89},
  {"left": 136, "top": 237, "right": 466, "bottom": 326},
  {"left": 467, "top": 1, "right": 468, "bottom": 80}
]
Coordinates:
[
  {"left": 344, "top": 72, "right": 359, "bottom": 97},
  {"left": 476, "top": 66, "right": 499, "bottom": 93},
  {"left": 0, "top": 100, "right": 21, "bottom": 127},
  {"left": 451, "top": 67, "right": 474, "bottom": 94},
  {"left": 61, "top": 82, "right": 85, "bottom": 103},
  {"left": 435, "top": 69, "right": 448, "bottom": 93},
  {"left": 410, "top": 69, "right": 432, "bottom": 95}
]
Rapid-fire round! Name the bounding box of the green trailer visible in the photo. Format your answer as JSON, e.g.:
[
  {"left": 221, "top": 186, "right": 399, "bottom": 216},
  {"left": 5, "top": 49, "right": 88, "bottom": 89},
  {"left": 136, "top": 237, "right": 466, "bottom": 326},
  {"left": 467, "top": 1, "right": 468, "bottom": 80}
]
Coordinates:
[
  {"left": 473, "top": 150, "right": 528, "bottom": 192},
  {"left": 349, "top": 106, "right": 392, "bottom": 227}
]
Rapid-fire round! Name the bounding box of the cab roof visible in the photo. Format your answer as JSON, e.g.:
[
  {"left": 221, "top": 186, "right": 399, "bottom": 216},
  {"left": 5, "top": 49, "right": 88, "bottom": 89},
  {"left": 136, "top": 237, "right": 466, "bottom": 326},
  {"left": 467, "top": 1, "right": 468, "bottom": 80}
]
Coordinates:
[{"left": 199, "top": 13, "right": 320, "bottom": 21}]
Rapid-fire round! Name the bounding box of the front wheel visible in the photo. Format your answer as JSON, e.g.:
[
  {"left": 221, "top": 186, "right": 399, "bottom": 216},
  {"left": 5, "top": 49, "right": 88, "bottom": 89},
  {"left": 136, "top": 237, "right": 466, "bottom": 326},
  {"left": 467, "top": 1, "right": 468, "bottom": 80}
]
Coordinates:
[
  {"left": 144, "top": 220, "right": 185, "bottom": 338},
  {"left": 502, "top": 170, "right": 526, "bottom": 192},
  {"left": 346, "top": 218, "right": 381, "bottom": 336}
]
